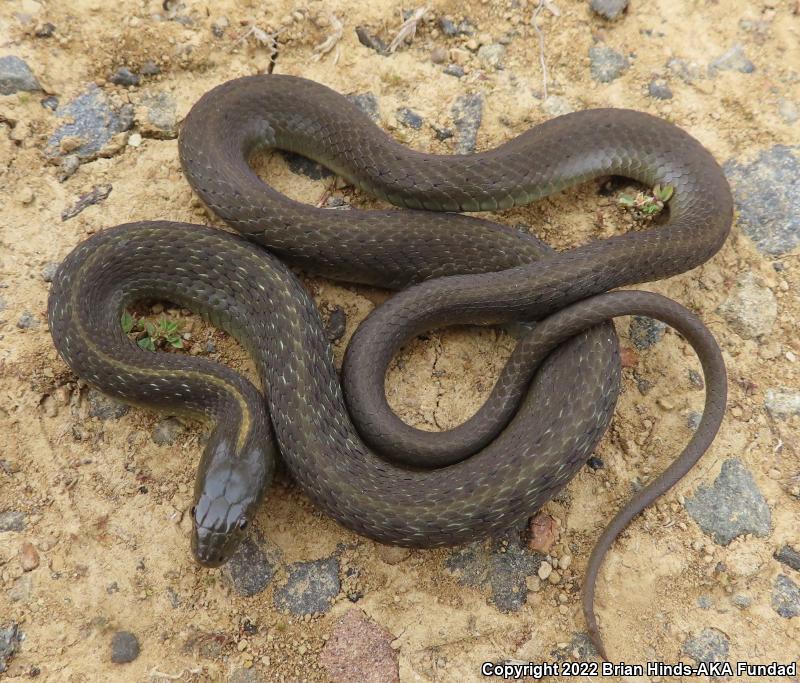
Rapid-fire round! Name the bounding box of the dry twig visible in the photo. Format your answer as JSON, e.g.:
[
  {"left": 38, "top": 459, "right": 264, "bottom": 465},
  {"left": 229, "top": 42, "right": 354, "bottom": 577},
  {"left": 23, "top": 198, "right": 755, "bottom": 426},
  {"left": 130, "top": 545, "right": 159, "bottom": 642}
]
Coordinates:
[
  {"left": 388, "top": 6, "right": 429, "bottom": 53},
  {"left": 313, "top": 14, "right": 344, "bottom": 62}
]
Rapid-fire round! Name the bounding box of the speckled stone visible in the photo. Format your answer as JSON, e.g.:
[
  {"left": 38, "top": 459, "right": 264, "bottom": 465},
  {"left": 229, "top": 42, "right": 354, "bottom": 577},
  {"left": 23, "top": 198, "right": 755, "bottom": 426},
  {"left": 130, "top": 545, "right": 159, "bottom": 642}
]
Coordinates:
[
  {"left": 274, "top": 557, "right": 341, "bottom": 615},
  {"left": 684, "top": 459, "right": 771, "bottom": 545}
]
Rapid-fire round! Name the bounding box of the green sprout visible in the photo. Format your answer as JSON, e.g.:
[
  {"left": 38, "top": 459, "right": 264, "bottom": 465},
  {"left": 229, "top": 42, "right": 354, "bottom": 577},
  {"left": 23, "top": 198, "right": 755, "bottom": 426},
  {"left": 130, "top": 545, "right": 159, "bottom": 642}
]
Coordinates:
[
  {"left": 121, "top": 311, "right": 184, "bottom": 351},
  {"left": 618, "top": 183, "right": 674, "bottom": 217}
]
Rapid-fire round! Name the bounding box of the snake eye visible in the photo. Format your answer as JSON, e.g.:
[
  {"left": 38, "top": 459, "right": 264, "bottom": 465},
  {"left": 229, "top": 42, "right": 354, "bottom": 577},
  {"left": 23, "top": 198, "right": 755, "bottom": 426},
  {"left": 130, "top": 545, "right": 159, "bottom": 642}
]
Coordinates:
[{"left": 238, "top": 518, "right": 248, "bottom": 530}]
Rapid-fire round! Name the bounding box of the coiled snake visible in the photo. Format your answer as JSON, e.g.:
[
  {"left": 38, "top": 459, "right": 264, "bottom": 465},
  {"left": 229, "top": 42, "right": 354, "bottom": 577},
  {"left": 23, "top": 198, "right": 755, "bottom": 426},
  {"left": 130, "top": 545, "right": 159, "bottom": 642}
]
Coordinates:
[{"left": 48, "top": 75, "right": 732, "bottom": 659}]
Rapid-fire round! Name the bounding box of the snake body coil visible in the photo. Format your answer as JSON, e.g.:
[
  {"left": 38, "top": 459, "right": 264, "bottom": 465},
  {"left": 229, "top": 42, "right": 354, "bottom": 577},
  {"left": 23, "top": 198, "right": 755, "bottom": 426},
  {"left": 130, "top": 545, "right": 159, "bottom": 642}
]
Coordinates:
[{"left": 48, "top": 75, "right": 732, "bottom": 659}]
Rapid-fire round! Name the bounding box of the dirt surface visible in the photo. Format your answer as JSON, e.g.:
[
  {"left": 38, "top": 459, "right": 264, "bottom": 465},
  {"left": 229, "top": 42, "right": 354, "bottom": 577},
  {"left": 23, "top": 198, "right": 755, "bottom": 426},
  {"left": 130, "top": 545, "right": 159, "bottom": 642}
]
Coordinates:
[{"left": 1, "top": 0, "right": 799, "bottom": 681}]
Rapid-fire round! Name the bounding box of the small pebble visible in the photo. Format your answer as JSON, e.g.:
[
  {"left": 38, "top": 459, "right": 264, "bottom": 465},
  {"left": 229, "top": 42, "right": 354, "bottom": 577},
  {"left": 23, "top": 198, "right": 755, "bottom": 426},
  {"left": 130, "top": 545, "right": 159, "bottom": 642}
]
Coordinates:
[
  {"left": 590, "top": 0, "right": 629, "bottom": 20},
  {"left": 19, "top": 542, "right": 39, "bottom": 571},
  {"left": 109, "top": 67, "right": 140, "bottom": 87},
  {"left": 548, "top": 570, "right": 561, "bottom": 585},
  {"left": 537, "top": 562, "right": 552, "bottom": 580},
  {"left": 431, "top": 47, "right": 448, "bottom": 64},
  {"left": 128, "top": 132, "right": 142, "bottom": 147},
  {"left": 111, "top": 631, "right": 140, "bottom": 663},
  {"left": 648, "top": 79, "right": 673, "bottom": 100}
]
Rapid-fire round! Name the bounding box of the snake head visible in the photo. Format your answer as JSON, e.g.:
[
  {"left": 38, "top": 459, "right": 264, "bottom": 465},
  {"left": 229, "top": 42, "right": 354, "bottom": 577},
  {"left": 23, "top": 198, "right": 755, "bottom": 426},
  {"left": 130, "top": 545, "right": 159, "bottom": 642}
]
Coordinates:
[{"left": 190, "top": 427, "right": 271, "bottom": 567}]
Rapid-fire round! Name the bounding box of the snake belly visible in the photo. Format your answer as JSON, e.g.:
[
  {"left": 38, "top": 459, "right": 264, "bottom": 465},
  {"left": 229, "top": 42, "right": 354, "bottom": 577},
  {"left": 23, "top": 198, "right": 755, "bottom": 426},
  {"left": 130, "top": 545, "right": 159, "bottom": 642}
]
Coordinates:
[{"left": 48, "top": 74, "right": 733, "bottom": 659}]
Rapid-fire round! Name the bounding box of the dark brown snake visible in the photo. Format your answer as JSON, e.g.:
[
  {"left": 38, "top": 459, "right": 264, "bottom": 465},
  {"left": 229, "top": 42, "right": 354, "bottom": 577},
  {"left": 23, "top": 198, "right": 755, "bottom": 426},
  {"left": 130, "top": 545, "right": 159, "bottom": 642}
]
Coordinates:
[{"left": 47, "top": 74, "right": 732, "bottom": 659}]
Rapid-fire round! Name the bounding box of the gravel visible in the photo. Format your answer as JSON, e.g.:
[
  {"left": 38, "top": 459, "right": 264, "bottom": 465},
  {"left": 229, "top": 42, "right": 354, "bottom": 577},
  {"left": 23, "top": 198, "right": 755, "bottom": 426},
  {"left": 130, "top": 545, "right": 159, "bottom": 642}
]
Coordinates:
[
  {"left": 396, "top": 107, "right": 423, "bottom": 130},
  {"left": 45, "top": 85, "right": 134, "bottom": 161},
  {"left": 647, "top": 78, "right": 673, "bottom": 100},
  {"left": 274, "top": 557, "right": 341, "bottom": 615},
  {"left": 764, "top": 389, "right": 800, "bottom": 420},
  {"left": 151, "top": 417, "right": 184, "bottom": 445},
  {"left": 320, "top": 609, "right": 398, "bottom": 683},
  {"left": 709, "top": 44, "right": 755, "bottom": 74},
  {"left": 438, "top": 17, "right": 474, "bottom": 36},
  {"left": 355, "top": 26, "right": 388, "bottom": 55},
  {"left": 682, "top": 628, "right": 730, "bottom": 664},
  {"left": 0, "top": 56, "right": 42, "bottom": 95},
  {"left": 452, "top": 93, "right": 483, "bottom": 154},
  {"left": 723, "top": 145, "right": 800, "bottom": 255},
  {"left": 446, "top": 525, "right": 543, "bottom": 612},
  {"left": 0, "top": 511, "right": 26, "bottom": 532},
  {"left": 16, "top": 312, "right": 38, "bottom": 329},
  {"left": 717, "top": 272, "right": 777, "bottom": 339},
  {"left": 477, "top": 43, "right": 505, "bottom": 69},
  {"left": 444, "top": 64, "right": 465, "bottom": 78},
  {"left": 325, "top": 306, "right": 347, "bottom": 343},
  {"left": 684, "top": 458, "right": 771, "bottom": 545},
  {"left": 40, "top": 262, "right": 60, "bottom": 282},
  {"left": 87, "top": 388, "right": 129, "bottom": 420},
  {"left": 0, "top": 624, "right": 22, "bottom": 674},
  {"left": 778, "top": 99, "right": 799, "bottom": 124},
  {"left": 771, "top": 574, "right": 800, "bottom": 618},
  {"left": 589, "top": 0, "right": 629, "bottom": 20},
  {"left": 588, "top": 46, "right": 629, "bottom": 82},
  {"left": 775, "top": 545, "right": 800, "bottom": 572},
  {"left": 225, "top": 536, "right": 281, "bottom": 597},
  {"left": 136, "top": 91, "right": 178, "bottom": 139},
  {"left": 109, "top": 67, "right": 140, "bottom": 87},
  {"left": 629, "top": 316, "right": 666, "bottom": 349},
  {"left": 110, "top": 631, "right": 140, "bottom": 663}
]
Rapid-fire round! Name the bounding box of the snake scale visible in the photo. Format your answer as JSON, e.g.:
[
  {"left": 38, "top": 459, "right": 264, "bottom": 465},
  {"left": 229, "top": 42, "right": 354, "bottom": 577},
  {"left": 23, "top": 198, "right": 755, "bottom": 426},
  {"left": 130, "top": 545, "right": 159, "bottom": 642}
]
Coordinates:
[{"left": 48, "top": 75, "right": 732, "bottom": 659}]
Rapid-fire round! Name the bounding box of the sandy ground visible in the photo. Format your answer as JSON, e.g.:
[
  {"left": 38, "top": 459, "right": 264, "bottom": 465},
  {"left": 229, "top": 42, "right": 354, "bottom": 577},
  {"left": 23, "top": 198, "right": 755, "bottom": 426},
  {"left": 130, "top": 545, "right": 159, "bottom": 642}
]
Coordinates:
[{"left": 1, "top": 0, "right": 799, "bottom": 681}]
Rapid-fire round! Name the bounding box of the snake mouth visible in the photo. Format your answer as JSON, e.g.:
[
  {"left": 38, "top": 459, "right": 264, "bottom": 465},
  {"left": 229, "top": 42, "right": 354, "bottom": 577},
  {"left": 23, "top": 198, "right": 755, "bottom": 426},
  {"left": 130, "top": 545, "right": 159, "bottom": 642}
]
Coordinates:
[{"left": 191, "top": 526, "right": 236, "bottom": 568}]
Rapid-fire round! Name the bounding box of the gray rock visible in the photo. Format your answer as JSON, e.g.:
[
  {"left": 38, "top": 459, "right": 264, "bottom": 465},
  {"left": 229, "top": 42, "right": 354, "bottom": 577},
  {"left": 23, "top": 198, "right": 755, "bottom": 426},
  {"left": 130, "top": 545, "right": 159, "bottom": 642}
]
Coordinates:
[
  {"left": 778, "top": 99, "right": 798, "bottom": 124},
  {"left": 443, "top": 64, "right": 465, "bottom": 78},
  {"left": 0, "top": 56, "right": 42, "bottom": 95},
  {"left": 648, "top": 79, "right": 673, "bottom": 100},
  {"left": 109, "top": 67, "right": 140, "bottom": 87},
  {"left": 446, "top": 526, "right": 542, "bottom": 613},
  {"left": 629, "top": 316, "right": 666, "bottom": 349},
  {"left": 35, "top": 23, "right": 56, "bottom": 38},
  {"left": 0, "top": 624, "right": 21, "bottom": 674},
  {"left": 151, "top": 417, "right": 183, "bottom": 445},
  {"left": 684, "top": 458, "right": 771, "bottom": 545},
  {"left": 477, "top": 43, "right": 505, "bottom": 69},
  {"left": 452, "top": 93, "right": 483, "bottom": 154},
  {"left": 16, "top": 312, "right": 38, "bottom": 329},
  {"left": 137, "top": 91, "right": 178, "bottom": 139},
  {"left": 40, "top": 262, "right": 60, "bottom": 282},
  {"left": 110, "top": 631, "right": 140, "bottom": 663},
  {"left": 0, "top": 511, "right": 26, "bottom": 532},
  {"left": 697, "top": 595, "right": 712, "bottom": 610},
  {"left": 211, "top": 17, "right": 229, "bottom": 38},
  {"left": 682, "top": 628, "right": 730, "bottom": 664},
  {"left": 732, "top": 593, "right": 752, "bottom": 609},
  {"left": 347, "top": 92, "right": 380, "bottom": 123},
  {"left": 225, "top": 536, "right": 280, "bottom": 597},
  {"left": 772, "top": 574, "right": 800, "bottom": 618},
  {"left": 717, "top": 272, "right": 776, "bottom": 339},
  {"left": 709, "top": 44, "right": 755, "bottom": 75},
  {"left": 686, "top": 411, "right": 702, "bottom": 431},
  {"left": 765, "top": 389, "right": 800, "bottom": 420},
  {"left": 8, "top": 575, "right": 32, "bottom": 603},
  {"left": 724, "top": 146, "right": 800, "bottom": 255},
  {"left": 589, "top": 46, "right": 629, "bottom": 82},
  {"left": 46, "top": 85, "right": 134, "bottom": 161},
  {"left": 775, "top": 545, "right": 800, "bottom": 572},
  {"left": 274, "top": 557, "right": 340, "bottom": 615},
  {"left": 590, "top": 0, "right": 629, "bottom": 20},
  {"left": 396, "top": 107, "right": 423, "bottom": 130},
  {"left": 87, "top": 388, "right": 129, "bottom": 420},
  {"left": 40, "top": 95, "right": 58, "bottom": 111}
]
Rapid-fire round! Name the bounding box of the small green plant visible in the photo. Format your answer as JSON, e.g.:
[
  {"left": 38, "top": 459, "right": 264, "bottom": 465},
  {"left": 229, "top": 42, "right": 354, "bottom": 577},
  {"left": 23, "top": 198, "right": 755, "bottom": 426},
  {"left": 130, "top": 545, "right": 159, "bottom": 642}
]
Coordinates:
[
  {"left": 618, "top": 183, "right": 674, "bottom": 217},
  {"left": 122, "top": 311, "right": 184, "bottom": 351}
]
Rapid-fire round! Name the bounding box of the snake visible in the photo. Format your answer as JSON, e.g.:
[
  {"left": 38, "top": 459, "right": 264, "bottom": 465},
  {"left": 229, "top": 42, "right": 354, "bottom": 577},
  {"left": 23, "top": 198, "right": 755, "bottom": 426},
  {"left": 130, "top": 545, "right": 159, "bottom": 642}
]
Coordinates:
[{"left": 47, "top": 74, "right": 733, "bottom": 659}]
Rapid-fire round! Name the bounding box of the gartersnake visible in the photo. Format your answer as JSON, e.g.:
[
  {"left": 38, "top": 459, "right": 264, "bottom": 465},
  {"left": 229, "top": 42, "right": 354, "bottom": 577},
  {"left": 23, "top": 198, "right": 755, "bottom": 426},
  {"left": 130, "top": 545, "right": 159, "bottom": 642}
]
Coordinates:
[{"left": 48, "top": 75, "right": 732, "bottom": 658}]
